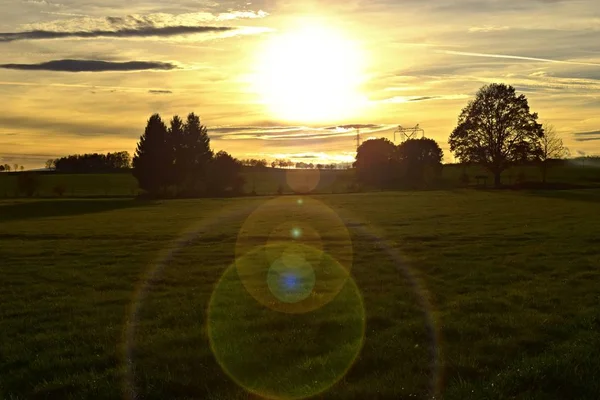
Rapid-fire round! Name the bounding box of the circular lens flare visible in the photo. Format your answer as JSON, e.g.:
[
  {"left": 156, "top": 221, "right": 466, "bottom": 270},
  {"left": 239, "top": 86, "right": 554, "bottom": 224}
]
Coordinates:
[
  {"left": 267, "top": 256, "right": 315, "bottom": 303},
  {"left": 208, "top": 254, "right": 365, "bottom": 400}
]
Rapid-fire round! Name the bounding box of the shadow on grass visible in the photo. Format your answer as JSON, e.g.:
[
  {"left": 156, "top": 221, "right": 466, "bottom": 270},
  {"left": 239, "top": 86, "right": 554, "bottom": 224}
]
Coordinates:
[
  {"left": 0, "top": 199, "right": 154, "bottom": 222},
  {"left": 523, "top": 188, "right": 600, "bottom": 203}
]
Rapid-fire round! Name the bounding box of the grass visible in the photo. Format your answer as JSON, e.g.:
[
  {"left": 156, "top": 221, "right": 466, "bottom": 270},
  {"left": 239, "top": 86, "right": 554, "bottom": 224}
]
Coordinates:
[
  {"left": 1, "top": 190, "right": 600, "bottom": 399},
  {"left": 0, "top": 163, "right": 598, "bottom": 198}
]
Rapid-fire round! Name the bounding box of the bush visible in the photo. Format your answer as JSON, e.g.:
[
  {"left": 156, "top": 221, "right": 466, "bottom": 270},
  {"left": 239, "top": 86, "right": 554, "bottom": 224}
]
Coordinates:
[
  {"left": 17, "top": 173, "right": 40, "bottom": 197},
  {"left": 53, "top": 183, "right": 67, "bottom": 197},
  {"left": 460, "top": 173, "right": 470, "bottom": 186}
]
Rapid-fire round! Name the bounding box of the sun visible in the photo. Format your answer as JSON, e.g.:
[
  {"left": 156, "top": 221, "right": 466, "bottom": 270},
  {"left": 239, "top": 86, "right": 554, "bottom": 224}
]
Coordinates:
[{"left": 253, "top": 24, "right": 366, "bottom": 123}]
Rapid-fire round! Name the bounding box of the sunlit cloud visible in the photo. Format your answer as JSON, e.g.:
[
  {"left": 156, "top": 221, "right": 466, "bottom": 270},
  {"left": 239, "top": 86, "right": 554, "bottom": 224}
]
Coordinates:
[
  {"left": 377, "top": 95, "right": 470, "bottom": 104},
  {"left": 439, "top": 50, "right": 600, "bottom": 67}
]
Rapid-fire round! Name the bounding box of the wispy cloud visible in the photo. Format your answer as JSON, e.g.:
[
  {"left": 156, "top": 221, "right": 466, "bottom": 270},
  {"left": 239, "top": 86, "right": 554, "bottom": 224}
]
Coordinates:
[
  {"left": 148, "top": 89, "right": 173, "bottom": 94},
  {"left": 0, "top": 25, "right": 234, "bottom": 42},
  {"left": 468, "top": 26, "right": 510, "bottom": 33},
  {"left": 439, "top": 50, "right": 600, "bottom": 67},
  {"left": 573, "top": 130, "right": 600, "bottom": 141},
  {"left": 21, "top": 0, "right": 62, "bottom": 6},
  {"left": 0, "top": 59, "right": 178, "bottom": 72},
  {"left": 211, "top": 124, "right": 395, "bottom": 141},
  {"left": 378, "top": 94, "right": 470, "bottom": 104}
]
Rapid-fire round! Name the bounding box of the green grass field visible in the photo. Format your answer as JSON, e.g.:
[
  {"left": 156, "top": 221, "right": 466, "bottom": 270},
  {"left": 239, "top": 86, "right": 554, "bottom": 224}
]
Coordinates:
[
  {"left": 0, "top": 163, "right": 598, "bottom": 198},
  {"left": 1, "top": 190, "right": 600, "bottom": 399}
]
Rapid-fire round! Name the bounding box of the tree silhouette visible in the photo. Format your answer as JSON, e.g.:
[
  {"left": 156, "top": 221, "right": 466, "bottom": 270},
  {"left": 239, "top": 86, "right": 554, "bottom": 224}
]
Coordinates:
[
  {"left": 168, "top": 115, "right": 184, "bottom": 187},
  {"left": 354, "top": 138, "right": 396, "bottom": 187},
  {"left": 178, "top": 113, "right": 213, "bottom": 194},
  {"left": 449, "top": 83, "right": 543, "bottom": 187},
  {"left": 395, "top": 138, "right": 444, "bottom": 185},
  {"left": 132, "top": 114, "right": 170, "bottom": 196},
  {"left": 209, "top": 151, "right": 245, "bottom": 195},
  {"left": 53, "top": 152, "right": 130, "bottom": 173},
  {"left": 539, "top": 123, "right": 569, "bottom": 183},
  {"left": 0, "top": 165, "right": 4, "bottom": 172},
  {"left": 4, "top": 164, "right": 11, "bottom": 172}
]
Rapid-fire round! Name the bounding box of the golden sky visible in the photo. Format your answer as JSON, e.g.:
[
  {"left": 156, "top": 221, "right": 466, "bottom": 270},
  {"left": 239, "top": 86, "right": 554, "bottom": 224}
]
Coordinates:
[{"left": 1, "top": 0, "right": 599, "bottom": 168}]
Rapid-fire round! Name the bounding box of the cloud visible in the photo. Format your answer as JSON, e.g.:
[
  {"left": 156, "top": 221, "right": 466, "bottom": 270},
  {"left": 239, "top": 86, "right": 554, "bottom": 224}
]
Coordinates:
[
  {"left": 468, "top": 26, "right": 510, "bottom": 33},
  {"left": 210, "top": 124, "right": 395, "bottom": 141},
  {"left": 378, "top": 95, "right": 470, "bottom": 104},
  {"left": 21, "top": 0, "right": 61, "bottom": 6},
  {"left": 0, "top": 25, "right": 234, "bottom": 42},
  {"left": 0, "top": 59, "right": 178, "bottom": 72},
  {"left": 573, "top": 130, "right": 600, "bottom": 141},
  {"left": 439, "top": 50, "right": 600, "bottom": 67},
  {"left": 149, "top": 90, "right": 173, "bottom": 94}
]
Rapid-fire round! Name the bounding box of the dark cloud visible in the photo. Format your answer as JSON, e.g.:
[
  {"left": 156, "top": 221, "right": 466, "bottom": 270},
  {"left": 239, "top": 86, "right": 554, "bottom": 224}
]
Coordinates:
[
  {"left": 149, "top": 89, "right": 173, "bottom": 94},
  {"left": 573, "top": 131, "right": 600, "bottom": 142},
  {"left": 0, "top": 25, "right": 234, "bottom": 42},
  {"left": 573, "top": 130, "right": 600, "bottom": 136},
  {"left": 0, "top": 59, "right": 178, "bottom": 72},
  {"left": 408, "top": 96, "right": 438, "bottom": 102}
]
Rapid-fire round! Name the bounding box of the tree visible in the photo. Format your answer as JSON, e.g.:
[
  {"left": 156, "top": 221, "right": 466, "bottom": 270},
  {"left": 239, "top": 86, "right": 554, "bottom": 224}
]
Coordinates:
[
  {"left": 132, "top": 114, "right": 170, "bottom": 196},
  {"left": 539, "top": 123, "right": 569, "bottom": 183},
  {"left": 395, "top": 138, "right": 444, "bottom": 185},
  {"left": 17, "top": 172, "right": 40, "bottom": 197},
  {"left": 176, "top": 113, "right": 213, "bottom": 194},
  {"left": 20, "top": 166, "right": 24, "bottom": 172},
  {"left": 208, "top": 151, "right": 245, "bottom": 195},
  {"left": 449, "top": 83, "right": 543, "bottom": 187},
  {"left": 4, "top": 164, "right": 10, "bottom": 172},
  {"left": 354, "top": 138, "right": 397, "bottom": 187},
  {"left": 13, "top": 164, "right": 18, "bottom": 172},
  {"left": 0, "top": 165, "right": 4, "bottom": 172},
  {"left": 45, "top": 159, "right": 55, "bottom": 170}
]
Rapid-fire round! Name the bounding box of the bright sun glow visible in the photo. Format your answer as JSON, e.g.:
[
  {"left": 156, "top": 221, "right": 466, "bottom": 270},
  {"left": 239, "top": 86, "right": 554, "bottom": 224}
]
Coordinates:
[{"left": 254, "top": 24, "right": 367, "bottom": 123}]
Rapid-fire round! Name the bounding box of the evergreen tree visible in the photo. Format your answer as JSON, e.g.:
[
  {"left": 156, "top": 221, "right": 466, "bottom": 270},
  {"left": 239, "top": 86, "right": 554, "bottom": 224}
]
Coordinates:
[
  {"left": 179, "top": 113, "right": 213, "bottom": 194},
  {"left": 132, "top": 114, "right": 170, "bottom": 195},
  {"left": 168, "top": 115, "right": 184, "bottom": 188}
]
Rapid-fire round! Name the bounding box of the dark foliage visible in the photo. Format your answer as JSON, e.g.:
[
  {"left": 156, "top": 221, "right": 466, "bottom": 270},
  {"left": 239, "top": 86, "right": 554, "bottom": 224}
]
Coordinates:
[
  {"left": 449, "top": 83, "right": 543, "bottom": 187},
  {"left": 208, "top": 151, "right": 245, "bottom": 196},
  {"left": 355, "top": 138, "right": 443, "bottom": 189},
  {"left": 354, "top": 138, "right": 397, "bottom": 188},
  {"left": 17, "top": 172, "right": 40, "bottom": 197},
  {"left": 53, "top": 151, "right": 131, "bottom": 173},
  {"left": 241, "top": 158, "right": 268, "bottom": 168},
  {"left": 395, "top": 138, "right": 444, "bottom": 186},
  {"left": 132, "top": 112, "right": 243, "bottom": 198},
  {"left": 132, "top": 114, "right": 170, "bottom": 196}
]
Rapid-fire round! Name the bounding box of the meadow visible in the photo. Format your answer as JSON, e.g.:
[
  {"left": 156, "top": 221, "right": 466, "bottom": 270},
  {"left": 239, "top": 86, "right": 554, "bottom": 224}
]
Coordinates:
[
  {"left": 0, "top": 162, "right": 599, "bottom": 198},
  {"left": 1, "top": 189, "right": 599, "bottom": 399}
]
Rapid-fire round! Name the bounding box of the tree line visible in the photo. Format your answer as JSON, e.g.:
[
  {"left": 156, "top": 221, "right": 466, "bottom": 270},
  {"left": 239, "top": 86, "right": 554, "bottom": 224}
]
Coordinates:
[
  {"left": 355, "top": 83, "right": 570, "bottom": 188},
  {"left": 355, "top": 137, "right": 444, "bottom": 188},
  {"left": 47, "top": 151, "right": 131, "bottom": 173},
  {"left": 132, "top": 113, "right": 244, "bottom": 197},
  {"left": 0, "top": 163, "right": 25, "bottom": 172}
]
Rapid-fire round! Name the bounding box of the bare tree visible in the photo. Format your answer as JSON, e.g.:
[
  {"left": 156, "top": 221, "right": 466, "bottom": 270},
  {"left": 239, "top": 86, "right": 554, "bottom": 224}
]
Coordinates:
[{"left": 540, "top": 123, "right": 569, "bottom": 183}]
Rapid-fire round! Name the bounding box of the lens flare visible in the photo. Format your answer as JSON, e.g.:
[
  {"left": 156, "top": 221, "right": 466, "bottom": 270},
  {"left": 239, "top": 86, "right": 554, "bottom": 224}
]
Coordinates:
[
  {"left": 208, "top": 254, "right": 365, "bottom": 400},
  {"left": 267, "top": 255, "right": 315, "bottom": 303},
  {"left": 286, "top": 168, "right": 321, "bottom": 194},
  {"left": 236, "top": 197, "right": 353, "bottom": 311}
]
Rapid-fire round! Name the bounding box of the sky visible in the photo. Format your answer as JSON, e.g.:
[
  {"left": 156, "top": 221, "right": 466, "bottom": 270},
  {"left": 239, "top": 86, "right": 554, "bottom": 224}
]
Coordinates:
[{"left": 1, "top": 0, "right": 599, "bottom": 168}]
